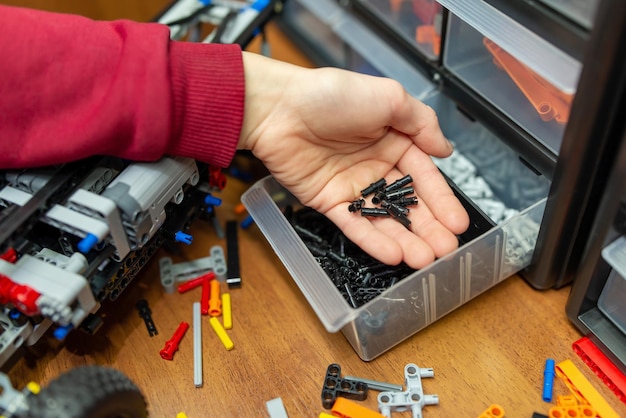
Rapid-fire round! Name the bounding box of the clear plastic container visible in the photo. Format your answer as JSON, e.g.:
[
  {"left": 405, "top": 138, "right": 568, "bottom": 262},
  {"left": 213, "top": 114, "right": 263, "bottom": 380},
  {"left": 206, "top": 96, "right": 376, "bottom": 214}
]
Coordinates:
[
  {"left": 598, "top": 236, "right": 626, "bottom": 334},
  {"left": 285, "top": 0, "right": 436, "bottom": 98},
  {"left": 281, "top": 0, "right": 347, "bottom": 66},
  {"left": 241, "top": 93, "right": 548, "bottom": 360},
  {"left": 355, "top": 0, "right": 443, "bottom": 60},
  {"left": 440, "top": 0, "right": 582, "bottom": 155}
]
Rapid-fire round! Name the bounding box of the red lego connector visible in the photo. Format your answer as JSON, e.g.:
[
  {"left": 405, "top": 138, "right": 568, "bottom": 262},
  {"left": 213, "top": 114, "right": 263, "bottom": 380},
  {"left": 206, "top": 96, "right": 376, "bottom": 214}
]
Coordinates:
[
  {"left": 177, "top": 271, "right": 215, "bottom": 293},
  {"left": 160, "top": 321, "right": 189, "bottom": 360},
  {"left": 0, "top": 248, "right": 17, "bottom": 263},
  {"left": 201, "top": 279, "right": 210, "bottom": 315},
  {"left": 208, "top": 166, "right": 227, "bottom": 191},
  {"left": 0, "top": 274, "right": 41, "bottom": 316}
]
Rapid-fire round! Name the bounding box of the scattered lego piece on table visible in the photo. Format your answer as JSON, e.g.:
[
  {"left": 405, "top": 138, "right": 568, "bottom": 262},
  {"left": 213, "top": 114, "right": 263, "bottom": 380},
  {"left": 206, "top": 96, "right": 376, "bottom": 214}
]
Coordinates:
[
  {"left": 209, "top": 317, "right": 233, "bottom": 350},
  {"left": 177, "top": 271, "right": 215, "bottom": 294},
  {"left": 321, "top": 363, "right": 368, "bottom": 409},
  {"left": 160, "top": 321, "right": 189, "bottom": 360},
  {"left": 573, "top": 336, "right": 626, "bottom": 404},
  {"left": 478, "top": 404, "right": 505, "bottom": 418},
  {"left": 555, "top": 359, "right": 620, "bottom": 418},
  {"left": 136, "top": 299, "right": 157, "bottom": 337},
  {"left": 543, "top": 358, "right": 556, "bottom": 402},
  {"left": 343, "top": 375, "right": 402, "bottom": 392},
  {"left": 331, "top": 398, "right": 385, "bottom": 418},
  {"left": 226, "top": 220, "right": 242, "bottom": 288},
  {"left": 266, "top": 397, "right": 289, "bottom": 418},
  {"left": 208, "top": 279, "right": 222, "bottom": 317},
  {"left": 193, "top": 302, "right": 202, "bottom": 388},
  {"left": 549, "top": 394, "right": 596, "bottom": 418},
  {"left": 222, "top": 293, "right": 232, "bottom": 329},
  {"left": 377, "top": 363, "right": 438, "bottom": 418}
]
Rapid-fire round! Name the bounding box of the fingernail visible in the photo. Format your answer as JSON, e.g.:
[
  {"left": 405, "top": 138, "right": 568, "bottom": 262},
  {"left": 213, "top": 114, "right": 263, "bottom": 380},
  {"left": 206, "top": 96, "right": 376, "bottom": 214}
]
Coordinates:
[{"left": 446, "top": 138, "right": 454, "bottom": 152}]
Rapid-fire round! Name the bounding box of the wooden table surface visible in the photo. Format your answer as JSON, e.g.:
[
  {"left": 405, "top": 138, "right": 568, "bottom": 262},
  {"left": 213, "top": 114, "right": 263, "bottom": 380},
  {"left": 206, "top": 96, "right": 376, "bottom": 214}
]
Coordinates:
[
  {"left": 2, "top": 2, "right": 624, "bottom": 416},
  {"left": 7, "top": 174, "right": 625, "bottom": 417}
]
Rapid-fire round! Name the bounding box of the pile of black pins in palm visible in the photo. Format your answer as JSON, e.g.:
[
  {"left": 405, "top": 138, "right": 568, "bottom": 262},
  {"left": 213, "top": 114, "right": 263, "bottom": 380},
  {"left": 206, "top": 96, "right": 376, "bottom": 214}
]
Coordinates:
[
  {"left": 348, "top": 174, "right": 418, "bottom": 229},
  {"left": 285, "top": 175, "right": 419, "bottom": 309}
]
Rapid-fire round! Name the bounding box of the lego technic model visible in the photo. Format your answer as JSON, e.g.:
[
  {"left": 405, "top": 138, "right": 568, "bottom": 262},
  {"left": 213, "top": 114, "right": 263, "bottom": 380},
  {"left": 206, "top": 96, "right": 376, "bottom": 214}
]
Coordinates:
[
  {"left": 0, "top": 1, "right": 278, "bottom": 416},
  {"left": 0, "top": 156, "right": 224, "bottom": 417}
]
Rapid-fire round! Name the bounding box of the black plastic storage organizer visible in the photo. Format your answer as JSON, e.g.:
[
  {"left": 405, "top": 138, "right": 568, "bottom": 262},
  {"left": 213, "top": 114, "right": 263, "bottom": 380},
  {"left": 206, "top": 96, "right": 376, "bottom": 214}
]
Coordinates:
[
  {"left": 240, "top": 0, "right": 625, "bottom": 360},
  {"left": 563, "top": 0, "right": 626, "bottom": 375}
]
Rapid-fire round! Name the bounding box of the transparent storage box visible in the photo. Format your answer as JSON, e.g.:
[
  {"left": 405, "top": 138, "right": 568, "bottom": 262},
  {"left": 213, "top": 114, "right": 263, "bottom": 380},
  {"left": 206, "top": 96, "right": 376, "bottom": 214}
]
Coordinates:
[
  {"left": 282, "top": 0, "right": 347, "bottom": 67},
  {"left": 242, "top": 93, "right": 548, "bottom": 360},
  {"left": 284, "top": 0, "right": 436, "bottom": 98},
  {"left": 439, "top": 0, "right": 582, "bottom": 156},
  {"left": 598, "top": 236, "right": 626, "bottom": 335},
  {"left": 355, "top": 0, "right": 443, "bottom": 60}
]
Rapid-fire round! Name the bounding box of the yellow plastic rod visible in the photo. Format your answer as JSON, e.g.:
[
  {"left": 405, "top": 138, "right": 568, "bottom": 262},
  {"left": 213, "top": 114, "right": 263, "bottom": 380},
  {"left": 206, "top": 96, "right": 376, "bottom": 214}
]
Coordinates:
[
  {"left": 222, "top": 293, "right": 232, "bottom": 329},
  {"left": 209, "top": 317, "right": 233, "bottom": 350}
]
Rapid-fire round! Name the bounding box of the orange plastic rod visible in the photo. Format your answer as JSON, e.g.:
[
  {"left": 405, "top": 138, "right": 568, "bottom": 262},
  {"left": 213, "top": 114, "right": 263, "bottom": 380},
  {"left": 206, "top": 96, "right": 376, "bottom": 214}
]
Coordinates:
[
  {"left": 209, "top": 279, "right": 222, "bottom": 317},
  {"left": 483, "top": 38, "right": 571, "bottom": 124}
]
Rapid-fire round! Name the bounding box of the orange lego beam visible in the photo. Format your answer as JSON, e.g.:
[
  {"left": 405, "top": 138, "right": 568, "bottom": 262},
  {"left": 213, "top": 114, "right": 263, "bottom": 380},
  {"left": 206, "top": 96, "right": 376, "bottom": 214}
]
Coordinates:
[{"left": 483, "top": 38, "right": 572, "bottom": 124}]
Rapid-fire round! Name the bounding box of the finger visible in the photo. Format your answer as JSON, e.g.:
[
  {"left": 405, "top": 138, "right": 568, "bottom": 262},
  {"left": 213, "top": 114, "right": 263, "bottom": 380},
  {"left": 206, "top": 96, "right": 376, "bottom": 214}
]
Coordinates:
[
  {"left": 372, "top": 167, "right": 460, "bottom": 262},
  {"left": 325, "top": 205, "right": 404, "bottom": 266},
  {"left": 404, "top": 196, "right": 462, "bottom": 259},
  {"left": 397, "top": 146, "right": 470, "bottom": 235},
  {"left": 326, "top": 198, "right": 441, "bottom": 270},
  {"left": 380, "top": 80, "right": 453, "bottom": 158},
  {"left": 377, "top": 215, "right": 438, "bottom": 269}
]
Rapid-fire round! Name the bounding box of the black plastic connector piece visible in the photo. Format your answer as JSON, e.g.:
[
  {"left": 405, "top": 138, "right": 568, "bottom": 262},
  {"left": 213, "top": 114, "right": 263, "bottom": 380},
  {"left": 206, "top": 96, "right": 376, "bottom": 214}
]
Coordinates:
[
  {"left": 321, "top": 363, "right": 368, "bottom": 409},
  {"left": 136, "top": 299, "right": 158, "bottom": 337},
  {"left": 384, "top": 174, "right": 413, "bottom": 193},
  {"left": 360, "top": 208, "right": 389, "bottom": 217},
  {"left": 360, "top": 178, "right": 386, "bottom": 197},
  {"left": 348, "top": 199, "right": 365, "bottom": 212}
]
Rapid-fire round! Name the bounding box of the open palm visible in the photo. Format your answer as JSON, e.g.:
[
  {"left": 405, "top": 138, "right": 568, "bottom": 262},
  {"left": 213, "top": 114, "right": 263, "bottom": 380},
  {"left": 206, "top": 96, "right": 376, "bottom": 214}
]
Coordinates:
[{"left": 239, "top": 53, "right": 469, "bottom": 268}]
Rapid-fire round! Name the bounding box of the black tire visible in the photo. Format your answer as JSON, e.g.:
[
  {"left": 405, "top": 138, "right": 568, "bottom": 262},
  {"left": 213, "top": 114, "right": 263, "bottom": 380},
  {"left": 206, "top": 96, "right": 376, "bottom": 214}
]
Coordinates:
[{"left": 25, "top": 365, "right": 148, "bottom": 418}]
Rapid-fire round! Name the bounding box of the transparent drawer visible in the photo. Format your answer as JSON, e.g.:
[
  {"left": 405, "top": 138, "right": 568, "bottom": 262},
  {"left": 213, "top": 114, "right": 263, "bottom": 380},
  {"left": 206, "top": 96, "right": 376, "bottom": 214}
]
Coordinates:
[
  {"left": 286, "top": 0, "right": 436, "bottom": 98},
  {"left": 347, "top": 50, "right": 383, "bottom": 77},
  {"left": 282, "top": 0, "right": 347, "bottom": 66},
  {"left": 355, "top": 0, "right": 443, "bottom": 60},
  {"left": 440, "top": 0, "right": 582, "bottom": 156},
  {"left": 599, "top": 236, "right": 626, "bottom": 335},
  {"left": 539, "top": 0, "right": 599, "bottom": 30},
  {"left": 242, "top": 93, "right": 548, "bottom": 360}
]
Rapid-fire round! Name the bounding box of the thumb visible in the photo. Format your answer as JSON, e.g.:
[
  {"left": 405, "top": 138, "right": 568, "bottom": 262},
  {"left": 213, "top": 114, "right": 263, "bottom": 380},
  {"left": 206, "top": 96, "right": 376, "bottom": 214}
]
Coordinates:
[{"left": 383, "top": 80, "right": 453, "bottom": 158}]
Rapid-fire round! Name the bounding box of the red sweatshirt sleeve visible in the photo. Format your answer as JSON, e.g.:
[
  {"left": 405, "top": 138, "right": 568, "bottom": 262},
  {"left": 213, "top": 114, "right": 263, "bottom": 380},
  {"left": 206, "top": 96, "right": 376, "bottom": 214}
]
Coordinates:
[{"left": 0, "top": 5, "right": 244, "bottom": 169}]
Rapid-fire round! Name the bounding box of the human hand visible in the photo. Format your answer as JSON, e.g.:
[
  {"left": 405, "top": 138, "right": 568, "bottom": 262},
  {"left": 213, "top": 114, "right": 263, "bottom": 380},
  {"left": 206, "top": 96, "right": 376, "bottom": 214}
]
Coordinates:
[{"left": 238, "top": 52, "right": 469, "bottom": 269}]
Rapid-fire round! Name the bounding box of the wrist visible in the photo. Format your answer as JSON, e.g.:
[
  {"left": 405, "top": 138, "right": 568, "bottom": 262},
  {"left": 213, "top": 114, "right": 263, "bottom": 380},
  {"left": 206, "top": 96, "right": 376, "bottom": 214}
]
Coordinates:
[{"left": 238, "top": 51, "right": 306, "bottom": 153}]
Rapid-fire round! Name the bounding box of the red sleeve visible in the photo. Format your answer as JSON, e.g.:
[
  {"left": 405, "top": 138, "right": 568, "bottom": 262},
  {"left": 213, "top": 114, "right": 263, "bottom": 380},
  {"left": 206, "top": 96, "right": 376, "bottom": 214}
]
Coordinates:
[{"left": 0, "top": 5, "right": 244, "bottom": 169}]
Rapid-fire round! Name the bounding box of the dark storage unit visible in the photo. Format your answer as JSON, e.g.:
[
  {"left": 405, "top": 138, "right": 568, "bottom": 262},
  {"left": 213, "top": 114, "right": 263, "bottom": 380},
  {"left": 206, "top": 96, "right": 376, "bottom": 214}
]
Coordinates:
[{"left": 564, "top": 13, "right": 626, "bottom": 373}]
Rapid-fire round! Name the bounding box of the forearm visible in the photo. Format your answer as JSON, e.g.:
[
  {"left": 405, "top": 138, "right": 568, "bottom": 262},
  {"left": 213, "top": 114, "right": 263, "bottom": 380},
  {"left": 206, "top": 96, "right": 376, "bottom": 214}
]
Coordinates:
[{"left": 0, "top": 5, "right": 244, "bottom": 169}]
